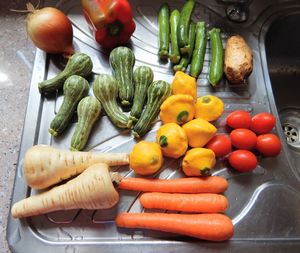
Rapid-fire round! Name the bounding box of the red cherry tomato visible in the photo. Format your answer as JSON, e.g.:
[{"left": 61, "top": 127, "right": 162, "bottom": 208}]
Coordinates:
[
  {"left": 256, "top": 133, "right": 281, "bottom": 157},
  {"left": 250, "top": 112, "right": 276, "bottom": 134},
  {"left": 228, "top": 150, "right": 257, "bottom": 172},
  {"left": 206, "top": 134, "right": 232, "bottom": 158},
  {"left": 230, "top": 128, "right": 257, "bottom": 150},
  {"left": 226, "top": 110, "right": 252, "bottom": 129}
]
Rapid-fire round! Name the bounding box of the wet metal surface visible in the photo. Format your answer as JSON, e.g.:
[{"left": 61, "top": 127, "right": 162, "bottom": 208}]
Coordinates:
[{"left": 7, "top": 0, "right": 300, "bottom": 252}]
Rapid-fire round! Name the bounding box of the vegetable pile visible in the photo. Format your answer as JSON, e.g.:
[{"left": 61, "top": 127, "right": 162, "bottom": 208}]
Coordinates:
[
  {"left": 37, "top": 46, "right": 172, "bottom": 150},
  {"left": 158, "top": 0, "right": 223, "bottom": 85},
  {"left": 11, "top": 0, "right": 285, "bottom": 244},
  {"left": 158, "top": 1, "right": 253, "bottom": 85},
  {"left": 224, "top": 110, "right": 281, "bottom": 172},
  {"left": 12, "top": 163, "right": 120, "bottom": 218},
  {"left": 128, "top": 71, "right": 225, "bottom": 177},
  {"left": 207, "top": 110, "right": 281, "bottom": 172},
  {"left": 117, "top": 175, "right": 233, "bottom": 241},
  {"left": 11, "top": 144, "right": 234, "bottom": 241}
]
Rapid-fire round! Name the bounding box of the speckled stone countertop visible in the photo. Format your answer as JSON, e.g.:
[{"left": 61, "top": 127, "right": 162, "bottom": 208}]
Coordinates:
[{"left": 0, "top": 1, "right": 35, "bottom": 252}]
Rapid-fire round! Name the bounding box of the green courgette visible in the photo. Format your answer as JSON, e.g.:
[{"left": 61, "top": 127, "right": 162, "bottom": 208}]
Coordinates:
[
  {"left": 169, "top": 9, "right": 181, "bottom": 64},
  {"left": 158, "top": 3, "right": 170, "bottom": 60},
  {"left": 177, "top": 0, "right": 196, "bottom": 54},
  {"left": 132, "top": 80, "right": 171, "bottom": 138},
  {"left": 93, "top": 74, "right": 130, "bottom": 129},
  {"left": 129, "top": 66, "right": 154, "bottom": 123},
  {"left": 190, "top": 22, "right": 207, "bottom": 78},
  {"left": 70, "top": 96, "right": 101, "bottom": 151},
  {"left": 208, "top": 28, "right": 224, "bottom": 86},
  {"left": 49, "top": 75, "right": 89, "bottom": 136},
  {"left": 39, "top": 53, "right": 93, "bottom": 94},
  {"left": 109, "top": 47, "right": 135, "bottom": 106},
  {"left": 174, "top": 22, "right": 196, "bottom": 73}
]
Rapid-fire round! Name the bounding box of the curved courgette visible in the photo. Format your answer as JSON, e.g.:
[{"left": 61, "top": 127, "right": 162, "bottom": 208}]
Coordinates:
[
  {"left": 130, "top": 66, "right": 154, "bottom": 123},
  {"left": 70, "top": 96, "right": 101, "bottom": 151},
  {"left": 93, "top": 74, "right": 130, "bottom": 129},
  {"left": 109, "top": 47, "right": 135, "bottom": 106},
  {"left": 132, "top": 80, "right": 171, "bottom": 138},
  {"left": 39, "top": 53, "right": 93, "bottom": 94},
  {"left": 49, "top": 75, "right": 89, "bottom": 136}
]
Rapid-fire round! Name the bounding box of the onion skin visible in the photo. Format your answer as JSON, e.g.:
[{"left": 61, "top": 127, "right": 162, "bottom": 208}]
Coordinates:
[{"left": 27, "top": 7, "right": 74, "bottom": 56}]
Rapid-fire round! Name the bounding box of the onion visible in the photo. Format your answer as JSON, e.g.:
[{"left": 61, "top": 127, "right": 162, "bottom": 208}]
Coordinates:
[{"left": 26, "top": 3, "right": 74, "bottom": 56}]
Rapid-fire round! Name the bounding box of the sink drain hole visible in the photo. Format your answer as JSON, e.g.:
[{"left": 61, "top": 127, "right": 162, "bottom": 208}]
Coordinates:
[{"left": 282, "top": 123, "right": 299, "bottom": 143}]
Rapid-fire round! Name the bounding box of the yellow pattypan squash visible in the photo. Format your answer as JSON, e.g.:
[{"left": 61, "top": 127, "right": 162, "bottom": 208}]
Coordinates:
[
  {"left": 182, "top": 148, "right": 216, "bottom": 176},
  {"left": 195, "top": 95, "right": 224, "bottom": 121},
  {"left": 171, "top": 71, "right": 197, "bottom": 99},
  {"left": 182, "top": 118, "right": 217, "bottom": 148},
  {"left": 129, "top": 141, "right": 163, "bottom": 175},
  {"left": 160, "top": 94, "right": 195, "bottom": 125},
  {"left": 156, "top": 123, "right": 188, "bottom": 159}
]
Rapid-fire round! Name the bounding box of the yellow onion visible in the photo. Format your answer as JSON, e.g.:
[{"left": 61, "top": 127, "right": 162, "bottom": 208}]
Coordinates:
[{"left": 26, "top": 3, "right": 74, "bottom": 56}]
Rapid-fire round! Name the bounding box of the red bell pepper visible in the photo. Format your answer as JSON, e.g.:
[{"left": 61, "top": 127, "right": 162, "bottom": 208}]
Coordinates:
[{"left": 81, "top": 0, "right": 136, "bottom": 49}]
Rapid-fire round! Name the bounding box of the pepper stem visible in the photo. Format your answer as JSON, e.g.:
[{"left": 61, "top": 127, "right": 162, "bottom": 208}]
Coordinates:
[
  {"left": 108, "top": 21, "right": 123, "bottom": 36},
  {"left": 159, "top": 135, "right": 168, "bottom": 147},
  {"left": 200, "top": 167, "right": 212, "bottom": 176},
  {"left": 202, "top": 96, "right": 211, "bottom": 103}
]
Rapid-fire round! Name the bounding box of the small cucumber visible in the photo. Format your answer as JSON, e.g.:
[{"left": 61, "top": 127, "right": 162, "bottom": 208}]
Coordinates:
[
  {"left": 169, "top": 9, "right": 181, "bottom": 64},
  {"left": 177, "top": 0, "right": 196, "bottom": 54},
  {"left": 190, "top": 22, "right": 207, "bottom": 78},
  {"left": 208, "top": 28, "right": 224, "bottom": 86},
  {"left": 174, "top": 22, "right": 196, "bottom": 73},
  {"left": 158, "top": 3, "right": 170, "bottom": 60}
]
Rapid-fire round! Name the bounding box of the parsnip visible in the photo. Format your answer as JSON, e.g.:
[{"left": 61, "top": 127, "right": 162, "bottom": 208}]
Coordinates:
[
  {"left": 24, "top": 145, "right": 129, "bottom": 189},
  {"left": 12, "top": 163, "right": 120, "bottom": 218}
]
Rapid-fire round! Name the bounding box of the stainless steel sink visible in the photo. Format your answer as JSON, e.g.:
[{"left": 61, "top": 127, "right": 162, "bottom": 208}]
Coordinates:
[
  {"left": 265, "top": 14, "right": 300, "bottom": 112},
  {"left": 263, "top": 13, "right": 300, "bottom": 171},
  {"left": 7, "top": 1, "right": 300, "bottom": 253}
]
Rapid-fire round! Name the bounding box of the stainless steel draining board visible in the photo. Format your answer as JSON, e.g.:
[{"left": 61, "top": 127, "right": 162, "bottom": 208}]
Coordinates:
[{"left": 7, "top": 0, "right": 300, "bottom": 252}]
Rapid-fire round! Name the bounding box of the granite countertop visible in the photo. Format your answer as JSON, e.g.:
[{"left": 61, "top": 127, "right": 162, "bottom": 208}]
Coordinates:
[{"left": 0, "top": 1, "right": 35, "bottom": 252}]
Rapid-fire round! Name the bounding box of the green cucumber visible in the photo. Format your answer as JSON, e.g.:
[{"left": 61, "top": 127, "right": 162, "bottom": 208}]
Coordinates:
[
  {"left": 208, "top": 28, "right": 224, "bottom": 86},
  {"left": 49, "top": 75, "right": 89, "bottom": 136},
  {"left": 177, "top": 0, "right": 196, "bottom": 54},
  {"left": 158, "top": 3, "right": 170, "bottom": 60},
  {"left": 190, "top": 22, "right": 207, "bottom": 78},
  {"left": 174, "top": 22, "right": 196, "bottom": 73},
  {"left": 169, "top": 9, "right": 181, "bottom": 64}
]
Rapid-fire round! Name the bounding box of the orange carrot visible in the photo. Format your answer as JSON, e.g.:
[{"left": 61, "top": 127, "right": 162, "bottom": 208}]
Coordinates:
[
  {"left": 118, "top": 176, "right": 228, "bottom": 193},
  {"left": 116, "top": 212, "right": 234, "bottom": 241},
  {"left": 140, "top": 192, "right": 228, "bottom": 213}
]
